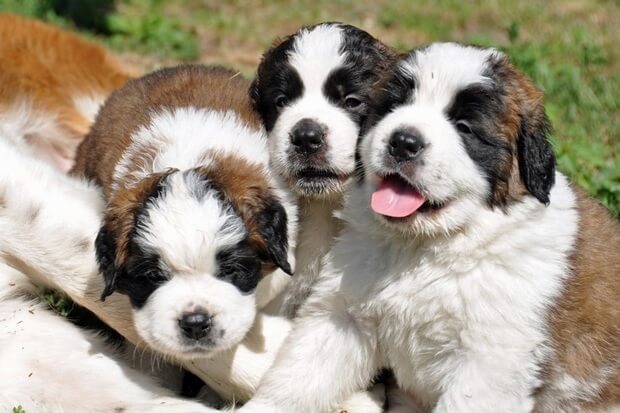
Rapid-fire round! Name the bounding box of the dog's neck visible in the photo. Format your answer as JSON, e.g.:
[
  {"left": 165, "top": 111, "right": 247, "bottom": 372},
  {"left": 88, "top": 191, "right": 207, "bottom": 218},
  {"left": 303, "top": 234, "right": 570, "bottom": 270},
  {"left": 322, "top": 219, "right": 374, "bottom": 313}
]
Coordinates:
[{"left": 280, "top": 195, "right": 344, "bottom": 317}]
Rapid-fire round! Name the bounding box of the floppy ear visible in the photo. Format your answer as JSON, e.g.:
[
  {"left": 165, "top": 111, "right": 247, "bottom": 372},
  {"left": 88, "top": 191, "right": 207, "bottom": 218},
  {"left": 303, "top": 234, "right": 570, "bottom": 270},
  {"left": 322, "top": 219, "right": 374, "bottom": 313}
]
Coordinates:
[
  {"left": 516, "top": 100, "right": 555, "bottom": 205},
  {"left": 253, "top": 196, "right": 292, "bottom": 275},
  {"left": 231, "top": 191, "right": 292, "bottom": 275},
  {"left": 95, "top": 226, "right": 123, "bottom": 300}
]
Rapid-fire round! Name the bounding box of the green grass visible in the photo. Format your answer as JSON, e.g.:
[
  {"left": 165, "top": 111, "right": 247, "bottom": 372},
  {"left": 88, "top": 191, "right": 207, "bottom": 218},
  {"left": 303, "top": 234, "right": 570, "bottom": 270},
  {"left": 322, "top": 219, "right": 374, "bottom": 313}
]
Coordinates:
[
  {"left": 0, "top": 0, "right": 618, "bottom": 215},
  {"left": 12, "top": 406, "right": 26, "bottom": 413}
]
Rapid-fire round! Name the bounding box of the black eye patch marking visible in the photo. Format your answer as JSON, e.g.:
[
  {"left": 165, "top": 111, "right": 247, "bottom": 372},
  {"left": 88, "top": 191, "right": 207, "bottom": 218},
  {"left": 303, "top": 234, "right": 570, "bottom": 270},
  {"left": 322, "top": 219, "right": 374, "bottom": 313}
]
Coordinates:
[
  {"left": 121, "top": 246, "right": 170, "bottom": 308},
  {"left": 216, "top": 241, "right": 261, "bottom": 293},
  {"left": 323, "top": 66, "right": 370, "bottom": 124},
  {"left": 251, "top": 38, "right": 305, "bottom": 132},
  {"left": 446, "top": 83, "right": 514, "bottom": 206}
]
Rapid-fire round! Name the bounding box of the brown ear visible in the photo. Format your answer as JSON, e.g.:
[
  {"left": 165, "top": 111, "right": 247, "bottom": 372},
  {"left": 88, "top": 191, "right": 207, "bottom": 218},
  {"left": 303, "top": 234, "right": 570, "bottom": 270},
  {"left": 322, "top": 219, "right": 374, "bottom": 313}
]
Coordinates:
[
  {"left": 96, "top": 169, "right": 177, "bottom": 299},
  {"left": 234, "top": 191, "right": 292, "bottom": 275},
  {"left": 509, "top": 65, "right": 555, "bottom": 205},
  {"left": 195, "top": 157, "right": 292, "bottom": 275}
]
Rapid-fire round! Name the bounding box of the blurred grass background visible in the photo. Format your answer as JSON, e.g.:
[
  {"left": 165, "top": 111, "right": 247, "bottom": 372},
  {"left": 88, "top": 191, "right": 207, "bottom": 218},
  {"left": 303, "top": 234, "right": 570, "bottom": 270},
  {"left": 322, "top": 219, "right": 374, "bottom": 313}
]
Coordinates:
[{"left": 1, "top": 0, "right": 619, "bottom": 216}]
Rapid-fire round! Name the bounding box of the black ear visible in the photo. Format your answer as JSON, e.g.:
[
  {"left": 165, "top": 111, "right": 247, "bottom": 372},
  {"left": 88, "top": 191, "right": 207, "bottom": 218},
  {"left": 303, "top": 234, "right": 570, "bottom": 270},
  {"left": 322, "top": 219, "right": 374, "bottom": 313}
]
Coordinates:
[
  {"left": 95, "top": 226, "right": 122, "bottom": 300},
  {"left": 517, "top": 108, "right": 555, "bottom": 205},
  {"left": 255, "top": 198, "right": 292, "bottom": 275}
]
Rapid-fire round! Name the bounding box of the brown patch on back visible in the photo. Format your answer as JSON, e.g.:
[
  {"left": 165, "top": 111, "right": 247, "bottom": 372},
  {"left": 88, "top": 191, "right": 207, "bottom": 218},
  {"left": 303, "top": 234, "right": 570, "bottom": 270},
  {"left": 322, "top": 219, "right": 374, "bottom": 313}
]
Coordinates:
[
  {"left": 537, "top": 187, "right": 620, "bottom": 411},
  {"left": 72, "top": 65, "right": 259, "bottom": 199},
  {"left": 0, "top": 13, "right": 132, "bottom": 168}
]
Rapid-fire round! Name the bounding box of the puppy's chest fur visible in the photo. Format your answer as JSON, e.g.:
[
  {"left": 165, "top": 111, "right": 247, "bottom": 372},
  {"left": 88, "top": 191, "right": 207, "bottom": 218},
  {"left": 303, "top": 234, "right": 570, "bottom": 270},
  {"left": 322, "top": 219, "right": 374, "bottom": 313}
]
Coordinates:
[{"left": 330, "top": 181, "right": 579, "bottom": 406}]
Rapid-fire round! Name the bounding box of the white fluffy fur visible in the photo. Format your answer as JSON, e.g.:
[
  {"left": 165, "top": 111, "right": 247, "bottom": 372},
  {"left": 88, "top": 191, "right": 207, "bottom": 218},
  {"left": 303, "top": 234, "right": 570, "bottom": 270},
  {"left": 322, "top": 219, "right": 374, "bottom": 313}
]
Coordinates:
[
  {"left": 71, "top": 93, "right": 106, "bottom": 123},
  {"left": 243, "top": 173, "right": 579, "bottom": 413},
  {"left": 0, "top": 99, "right": 75, "bottom": 172},
  {"left": 113, "top": 107, "right": 270, "bottom": 192},
  {"left": 240, "top": 44, "right": 586, "bottom": 413}
]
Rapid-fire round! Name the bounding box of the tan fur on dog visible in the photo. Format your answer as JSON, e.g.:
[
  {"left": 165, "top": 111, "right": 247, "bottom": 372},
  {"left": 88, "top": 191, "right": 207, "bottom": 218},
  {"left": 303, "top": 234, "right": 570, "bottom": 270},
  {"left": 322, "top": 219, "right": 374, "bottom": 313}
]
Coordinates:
[{"left": 0, "top": 13, "right": 132, "bottom": 171}]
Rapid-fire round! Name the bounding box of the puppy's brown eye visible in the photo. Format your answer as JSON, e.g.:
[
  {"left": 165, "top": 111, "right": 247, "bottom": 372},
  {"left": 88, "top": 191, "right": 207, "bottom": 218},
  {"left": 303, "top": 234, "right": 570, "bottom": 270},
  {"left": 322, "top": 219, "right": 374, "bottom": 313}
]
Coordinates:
[
  {"left": 344, "top": 95, "right": 362, "bottom": 109},
  {"left": 275, "top": 95, "right": 289, "bottom": 108},
  {"left": 456, "top": 120, "right": 473, "bottom": 135}
]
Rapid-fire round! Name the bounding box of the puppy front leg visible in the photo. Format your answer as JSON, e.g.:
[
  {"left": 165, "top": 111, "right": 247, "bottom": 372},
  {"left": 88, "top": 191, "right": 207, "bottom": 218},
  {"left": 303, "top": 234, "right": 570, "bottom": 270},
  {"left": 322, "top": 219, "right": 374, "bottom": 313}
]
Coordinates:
[
  {"left": 433, "top": 353, "right": 536, "bottom": 413},
  {"left": 240, "top": 296, "right": 379, "bottom": 413}
]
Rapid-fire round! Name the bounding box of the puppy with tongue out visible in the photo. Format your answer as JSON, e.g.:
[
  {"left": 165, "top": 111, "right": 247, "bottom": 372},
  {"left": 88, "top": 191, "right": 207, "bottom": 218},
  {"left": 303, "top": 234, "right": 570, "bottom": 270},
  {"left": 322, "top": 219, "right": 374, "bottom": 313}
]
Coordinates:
[
  {"left": 371, "top": 175, "right": 426, "bottom": 218},
  {"left": 238, "top": 44, "right": 620, "bottom": 413}
]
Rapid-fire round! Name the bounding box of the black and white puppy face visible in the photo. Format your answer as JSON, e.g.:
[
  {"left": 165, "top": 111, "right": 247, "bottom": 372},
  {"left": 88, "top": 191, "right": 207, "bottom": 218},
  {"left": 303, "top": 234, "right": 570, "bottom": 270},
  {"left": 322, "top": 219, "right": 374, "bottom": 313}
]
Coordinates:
[
  {"left": 96, "top": 166, "right": 290, "bottom": 359},
  {"left": 251, "top": 22, "right": 396, "bottom": 199},
  {"left": 360, "top": 43, "right": 555, "bottom": 236}
]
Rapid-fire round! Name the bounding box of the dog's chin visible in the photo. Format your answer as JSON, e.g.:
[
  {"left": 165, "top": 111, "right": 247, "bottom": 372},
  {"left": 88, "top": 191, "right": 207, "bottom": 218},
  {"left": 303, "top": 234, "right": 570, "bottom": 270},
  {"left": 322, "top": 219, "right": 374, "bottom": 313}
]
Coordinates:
[
  {"left": 289, "top": 168, "right": 353, "bottom": 199},
  {"left": 137, "top": 334, "right": 219, "bottom": 360}
]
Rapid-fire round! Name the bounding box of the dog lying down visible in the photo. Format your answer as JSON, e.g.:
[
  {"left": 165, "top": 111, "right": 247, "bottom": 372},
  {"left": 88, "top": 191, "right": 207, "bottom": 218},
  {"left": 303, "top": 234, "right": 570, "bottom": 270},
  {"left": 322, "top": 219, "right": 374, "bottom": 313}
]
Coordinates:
[{"left": 71, "top": 64, "right": 297, "bottom": 359}]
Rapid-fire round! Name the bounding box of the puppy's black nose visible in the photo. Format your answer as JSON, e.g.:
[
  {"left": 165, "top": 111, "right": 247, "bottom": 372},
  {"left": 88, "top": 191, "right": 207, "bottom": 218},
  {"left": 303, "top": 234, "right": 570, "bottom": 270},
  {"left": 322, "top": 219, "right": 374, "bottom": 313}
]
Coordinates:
[
  {"left": 388, "top": 129, "right": 427, "bottom": 162},
  {"left": 291, "top": 119, "right": 326, "bottom": 155},
  {"left": 179, "top": 312, "right": 212, "bottom": 340}
]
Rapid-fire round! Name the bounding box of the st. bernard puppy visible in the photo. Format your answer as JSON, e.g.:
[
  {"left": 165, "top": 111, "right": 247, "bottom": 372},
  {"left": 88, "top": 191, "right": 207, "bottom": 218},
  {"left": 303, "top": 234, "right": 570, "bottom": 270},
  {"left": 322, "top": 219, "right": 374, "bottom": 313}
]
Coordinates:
[
  {"left": 250, "top": 22, "right": 397, "bottom": 316},
  {"left": 239, "top": 43, "right": 620, "bottom": 413},
  {"left": 71, "top": 65, "right": 296, "bottom": 359},
  {"left": 0, "top": 13, "right": 132, "bottom": 172}
]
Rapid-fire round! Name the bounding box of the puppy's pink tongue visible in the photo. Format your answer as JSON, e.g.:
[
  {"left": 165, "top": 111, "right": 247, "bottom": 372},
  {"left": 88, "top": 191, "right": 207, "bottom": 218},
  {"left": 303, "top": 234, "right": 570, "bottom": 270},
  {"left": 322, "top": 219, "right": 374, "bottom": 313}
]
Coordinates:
[{"left": 371, "top": 176, "right": 426, "bottom": 218}]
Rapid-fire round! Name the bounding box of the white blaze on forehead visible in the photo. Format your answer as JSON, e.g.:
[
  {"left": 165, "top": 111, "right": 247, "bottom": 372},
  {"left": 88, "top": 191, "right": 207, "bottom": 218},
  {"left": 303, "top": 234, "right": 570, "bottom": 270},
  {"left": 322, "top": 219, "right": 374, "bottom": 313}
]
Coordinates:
[
  {"left": 288, "top": 24, "right": 346, "bottom": 92},
  {"left": 401, "top": 42, "right": 499, "bottom": 109},
  {"left": 113, "top": 107, "right": 268, "bottom": 191},
  {"left": 135, "top": 171, "right": 246, "bottom": 275}
]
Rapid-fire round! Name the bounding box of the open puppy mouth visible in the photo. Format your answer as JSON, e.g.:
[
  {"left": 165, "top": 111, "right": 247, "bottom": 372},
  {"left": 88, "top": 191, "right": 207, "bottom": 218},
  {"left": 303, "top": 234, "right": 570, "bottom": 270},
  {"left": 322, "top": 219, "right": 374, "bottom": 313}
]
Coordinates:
[
  {"left": 291, "top": 167, "right": 352, "bottom": 194},
  {"left": 371, "top": 173, "right": 448, "bottom": 219}
]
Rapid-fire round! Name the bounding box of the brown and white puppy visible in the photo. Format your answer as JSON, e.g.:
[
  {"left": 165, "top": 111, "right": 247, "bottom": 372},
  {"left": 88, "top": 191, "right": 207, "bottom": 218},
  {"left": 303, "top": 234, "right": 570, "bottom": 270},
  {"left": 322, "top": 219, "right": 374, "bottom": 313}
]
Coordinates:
[
  {"left": 240, "top": 43, "right": 620, "bottom": 413},
  {"left": 250, "top": 22, "right": 397, "bottom": 316},
  {"left": 72, "top": 65, "right": 296, "bottom": 360},
  {"left": 0, "top": 13, "right": 132, "bottom": 172}
]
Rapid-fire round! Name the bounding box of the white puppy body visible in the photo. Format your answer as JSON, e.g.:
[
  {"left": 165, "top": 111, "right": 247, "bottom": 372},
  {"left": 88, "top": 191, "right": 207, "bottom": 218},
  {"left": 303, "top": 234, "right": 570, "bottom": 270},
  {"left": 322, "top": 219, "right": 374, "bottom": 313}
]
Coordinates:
[
  {"left": 241, "top": 43, "right": 620, "bottom": 413},
  {"left": 244, "top": 175, "right": 576, "bottom": 413}
]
